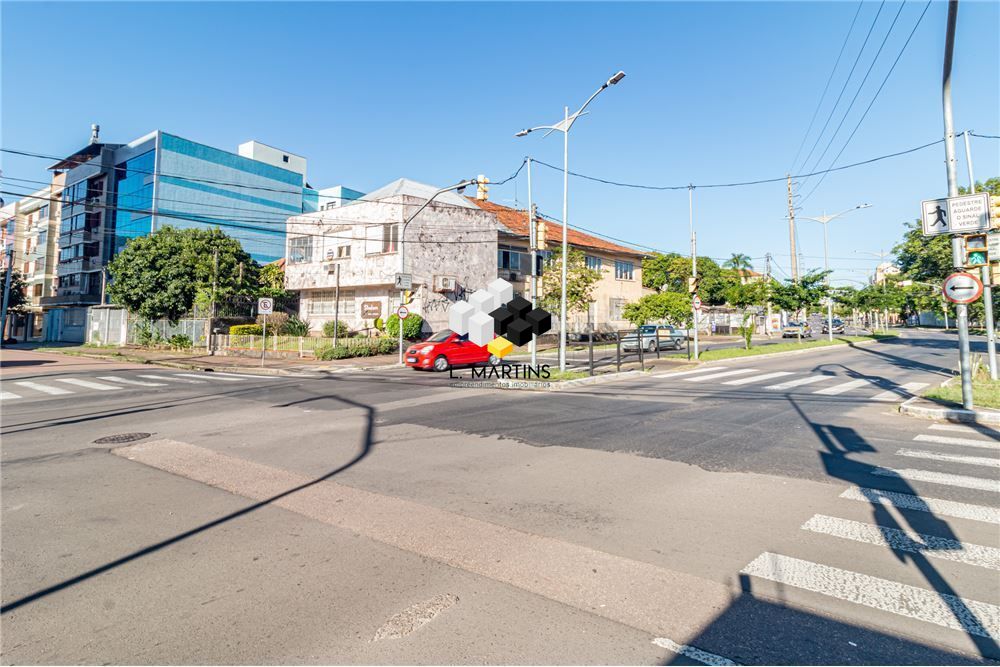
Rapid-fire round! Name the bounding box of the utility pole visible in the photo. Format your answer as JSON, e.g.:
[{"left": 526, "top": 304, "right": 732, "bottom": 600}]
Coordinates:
[
  {"left": 689, "top": 185, "right": 699, "bottom": 359},
  {"left": 963, "top": 130, "right": 998, "bottom": 379},
  {"left": 764, "top": 253, "right": 773, "bottom": 336},
  {"left": 0, "top": 245, "right": 13, "bottom": 343},
  {"left": 527, "top": 157, "right": 537, "bottom": 367},
  {"left": 208, "top": 248, "right": 218, "bottom": 354},
  {"left": 787, "top": 174, "right": 799, "bottom": 281},
  {"left": 942, "top": 0, "right": 974, "bottom": 409}
]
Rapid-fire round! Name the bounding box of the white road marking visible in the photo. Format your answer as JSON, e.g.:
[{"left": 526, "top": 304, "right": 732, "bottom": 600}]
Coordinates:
[
  {"left": 722, "top": 371, "right": 793, "bottom": 386},
  {"left": 97, "top": 376, "right": 165, "bottom": 387},
  {"left": 871, "top": 382, "right": 930, "bottom": 402},
  {"left": 813, "top": 379, "right": 870, "bottom": 395},
  {"left": 896, "top": 448, "right": 1000, "bottom": 469},
  {"left": 840, "top": 486, "right": 1000, "bottom": 524},
  {"left": 12, "top": 381, "right": 73, "bottom": 395},
  {"left": 872, "top": 467, "right": 1000, "bottom": 493},
  {"left": 137, "top": 374, "right": 205, "bottom": 384},
  {"left": 54, "top": 378, "right": 120, "bottom": 391},
  {"left": 929, "top": 423, "right": 1000, "bottom": 439},
  {"left": 684, "top": 369, "right": 757, "bottom": 383},
  {"left": 914, "top": 434, "right": 1000, "bottom": 451},
  {"left": 205, "top": 371, "right": 277, "bottom": 380},
  {"left": 651, "top": 367, "right": 726, "bottom": 379},
  {"left": 802, "top": 514, "right": 1000, "bottom": 570},
  {"left": 741, "top": 552, "right": 1000, "bottom": 639},
  {"left": 174, "top": 373, "right": 244, "bottom": 382},
  {"left": 651, "top": 638, "right": 738, "bottom": 666},
  {"left": 0, "top": 391, "right": 22, "bottom": 400},
  {"left": 763, "top": 375, "right": 830, "bottom": 390}
]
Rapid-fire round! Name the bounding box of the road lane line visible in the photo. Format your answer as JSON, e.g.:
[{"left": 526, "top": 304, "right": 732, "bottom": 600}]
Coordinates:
[
  {"left": 137, "top": 374, "right": 205, "bottom": 384},
  {"left": 684, "top": 369, "right": 757, "bottom": 382},
  {"left": 871, "top": 382, "right": 930, "bottom": 402},
  {"left": 651, "top": 638, "right": 738, "bottom": 666},
  {"left": 174, "top": 373, "right": 244, "bottom": 382},
  {"left": 740, "top": 552, "right": 1000, "bottom": 639},
  {"left": 929, "top": 423, "right": 1000, "bottom": 439},
  {"left": 12, "top": 381, "right": 73, "bottom": 395},
  {"left": 813, "top": 379, "right": 870, "bottom": 395},
  {"left": 722, "top": 371, "right": 793, "bottom": 386},
  {"left": 914, "top": 434, "right": 1000, "bottom": 451},
  {"left": 205, "top": 372, "right": 278, "bottom": 380},
  {"left": 840, "top": 487, "right": 999, "bottom": 524},
  {"left": 54, "top": 378, "right": 120, "bottom": 391},
  {"left": 763, "top": 375, "right": 830, "bottom": 390},
  {"left": 0, "top": 391, "right": 22, "bottom": 400},
  {"left": 97, "top": 376, "right": 165, "bottom": 387},
  {"left": 802, "top": 514, "right": 1000, "bottom": 570},
  {"left": 872, "top": 467, "right": 1000, "bottom": 493},
  {"left": 896, "top": 448, "right": 1000, "bottom": 469},
  {"left": 650, "top": 367, "right": 726, "bottom": 379}
]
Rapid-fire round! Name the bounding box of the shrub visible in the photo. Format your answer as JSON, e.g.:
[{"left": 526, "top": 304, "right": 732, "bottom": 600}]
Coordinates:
[
  {"left": 373, "top": 317, "right": 385, "bottom": 331},
  {"left": 314, "top": 338, "right": 397, "bottom": 360},
  {"left": 257, "top": 312, "right": 288, "bottom": 332},
  {"left": 168, "top": 333, "right": 193, "bottom": 350},
  {"left": 385, "top": 313, "right": 424, "bottom": 339},
  {"left": 322, "top": 319, "right": 350, "bottom": 338},
  {"left": 315, "top": 344, "right": 351, "bottom": 360},
  {"left": 283, "top": 316, "right": 311, "bottom": 336},
  {"left": 230, "top": 324, "right": 263, "bottom": 336}
]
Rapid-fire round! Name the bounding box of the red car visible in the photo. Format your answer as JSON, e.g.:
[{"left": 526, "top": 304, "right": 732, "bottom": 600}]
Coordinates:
[{"left": 404, "top": 329, "right": 499, "bottom": 371}]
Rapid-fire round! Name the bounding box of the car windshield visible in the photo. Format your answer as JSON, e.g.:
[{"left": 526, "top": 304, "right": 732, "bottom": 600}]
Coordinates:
[
  {"left": 425, "top": 330, "right": 454, "bottom": 343},
  {"left": 640, "top": 326, "right": 656, "bottom": 333}
]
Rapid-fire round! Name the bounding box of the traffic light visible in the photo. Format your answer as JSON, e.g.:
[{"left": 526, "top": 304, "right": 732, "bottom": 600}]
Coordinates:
[
  {"left": 402, "top": 290, "right": 413, "bottom": 305},
  {"left": 688, "top": 276, "right": 699, "bottom": 293},
  {"left": 965, "top": 234, "right": 989, "bottom": 267},
  {"left": 535, "top": 214, "right": 546, "bottom": 250},
  {"left": 991, "top": 196, "right": 1000, "bottom": 229}
]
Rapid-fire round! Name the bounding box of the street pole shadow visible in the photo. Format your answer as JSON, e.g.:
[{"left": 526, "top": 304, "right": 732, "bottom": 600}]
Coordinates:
[{"left": 1, "top": 393, "right": 378, "bottom": 615}]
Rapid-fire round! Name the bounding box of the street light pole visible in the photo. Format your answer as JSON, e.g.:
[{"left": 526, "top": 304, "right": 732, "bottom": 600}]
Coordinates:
[
  {"left": 398, "top": 179, "right": 477, "bottom": 364},
  {"left": 526, "top": 157, "right": 537, "bottom": 367},
  {"left": 516, "top": 70, "right": 625, "bottom": 372}
]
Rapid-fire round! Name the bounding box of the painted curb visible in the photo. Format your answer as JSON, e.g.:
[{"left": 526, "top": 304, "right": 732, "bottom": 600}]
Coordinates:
[{"left": 898, "top": 395, "right": 1000, "bottom": 425}]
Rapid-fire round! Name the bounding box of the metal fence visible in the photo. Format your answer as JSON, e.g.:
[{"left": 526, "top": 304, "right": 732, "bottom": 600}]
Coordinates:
[{"left": 214, "top": 334, "right": 395, "bottom": 358}]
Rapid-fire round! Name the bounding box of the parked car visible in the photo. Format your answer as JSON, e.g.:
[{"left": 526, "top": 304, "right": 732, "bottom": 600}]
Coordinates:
[
  {"left": 404, "top": 329, "right": 498, "bottom": 372},
  {"left": 781, "top": 322, "right": 813, "bottom": 338},
  {"left": 822, "top": 319, "right": 846, "bottom": 334},
  {"left": 621, "top": 324, "right": 686, "bottom": 352}
]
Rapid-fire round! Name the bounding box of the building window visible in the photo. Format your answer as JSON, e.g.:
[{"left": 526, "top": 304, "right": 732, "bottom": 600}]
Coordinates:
[
  {"left": 337, "top": 244, "right": 351, "bottom": 258},
  {"left": 307, "top": 289, "right": 355, "bottom": 316},
  {"left": 288, "top": 236, "right": 313, "bottom": 264},
  {"left": 382, "top": 224, "right": 398, "bottom": 253},
  {"left": 282, "top": 155, "right": 289, "bottom": 163},
  {"left": 58, "top": 274, "right": 80, "bottom": 288},
  {"left": 610, "top": 298, "right": 627, "bottom": 321},
  {"left": 614, "top": 260, "right": 634, "bottom": 281},
  {"left": 498, "top": 249, "right": 522, "bottom": 271},
  {"left": 585, "top": 255, "right": 603, "bottom": 271},
  {"left": 38, "top": 205, "right": 49, "bottom": 221}
]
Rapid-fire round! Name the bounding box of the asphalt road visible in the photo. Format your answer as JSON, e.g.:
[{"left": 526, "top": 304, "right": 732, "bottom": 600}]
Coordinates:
[{"left": 2, "top": 331, "right": 998, "bottom": 665}]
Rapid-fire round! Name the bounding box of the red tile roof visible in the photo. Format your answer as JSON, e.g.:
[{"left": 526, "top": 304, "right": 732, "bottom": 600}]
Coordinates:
[{"left": 469, "top": 199, "right": 645, "bottom": 257}]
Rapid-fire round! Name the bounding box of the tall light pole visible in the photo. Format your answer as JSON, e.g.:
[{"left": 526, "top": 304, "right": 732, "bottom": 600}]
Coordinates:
[
  {"left": 398, "top": 179, "right": 477, "bottom": 364},
  {"left": 515, "top": 70, "right": 626, "bottom": 371},
  {"left": 799, "top": 204, "right": 872, "bottom": 340}
]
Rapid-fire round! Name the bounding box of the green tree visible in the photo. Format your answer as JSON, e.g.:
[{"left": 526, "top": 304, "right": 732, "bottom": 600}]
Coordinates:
[
  {"left": 540, "top": 247, "right": 601, "bottom": 317},
  {"left": 723, "top": 253, "right": 753, "bottom": 273},
  {"left": 108, "top": 226, "right": 258, "bottom": 322},
  {"left": 258, "top": 261, "right": 287, "bottom": 297},
  {"left": 0, "top": 268, "right": 28, "bottom": 314},
  {"left": 770, "top": 271, "right": 830, "bottom": 339},
  {"left": 724, "top": 280, "right": 770, "bottom": 349},
  {"left": 958, "top": 177, "right": 1000, "bottom": 196},
  {"left": 641, "top": 252, "right": 736, "bottom": 305},
  {"left": 622, "top": 292, "right": 691, "bottom": 326}
]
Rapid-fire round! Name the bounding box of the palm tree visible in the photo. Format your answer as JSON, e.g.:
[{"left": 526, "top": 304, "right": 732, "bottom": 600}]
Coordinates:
[{"left": 724, "top": 253, "right": 753, "bottom": 273}]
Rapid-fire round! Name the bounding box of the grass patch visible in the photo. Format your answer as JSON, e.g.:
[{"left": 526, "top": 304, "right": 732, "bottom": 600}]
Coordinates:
[
  {"left": 924, "top": 367, "right": 1000, "bottom": 409},
  {"left": 543, "top": 369, "right": 589, "bottom": 382},
  {"left": 698, "top": 334, "right": 896, "bottom": 361}
]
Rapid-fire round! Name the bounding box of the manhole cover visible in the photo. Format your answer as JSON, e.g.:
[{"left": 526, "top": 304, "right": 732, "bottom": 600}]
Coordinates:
[{"left": 93, "top": 432, "right": 152, "bottom": 445}]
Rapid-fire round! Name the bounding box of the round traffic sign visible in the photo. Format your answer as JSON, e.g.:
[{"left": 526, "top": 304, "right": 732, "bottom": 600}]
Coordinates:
[
  {"left": 942, "top": 272, "right": 983, "bottom": 304},
  {"left": 396, "top": 305, "right": 410, "bottom": 320},
  {"left": 692, "top": 295, "right": 702, "bottom": 310}
]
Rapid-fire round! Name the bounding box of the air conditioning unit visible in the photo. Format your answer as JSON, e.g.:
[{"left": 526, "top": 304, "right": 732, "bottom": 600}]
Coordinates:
[{"left": 434, "top": 275, "right": 458, "bottom": 293}]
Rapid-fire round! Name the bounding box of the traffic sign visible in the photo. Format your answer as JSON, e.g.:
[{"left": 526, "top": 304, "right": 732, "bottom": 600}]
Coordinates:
[
  {"left": 692, "top": 295, "right": 702, "bottom": 310},
  {"left": 257, "top": 297, "right": 274, "bottom": 314},
  {"left": 396, "top": 305, "right": 410, "bottom": 320},
  {"left": 394, "top": 273, "right": 412, "bottom": 290},
  {"left": 921, "top": 193, "right": 991, "bottom": 236},
  {"left": 942, "top": 272, "right": 983, "bottom": 304}
]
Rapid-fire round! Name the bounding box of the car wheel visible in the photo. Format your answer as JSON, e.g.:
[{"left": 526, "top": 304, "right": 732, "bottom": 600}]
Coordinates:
[
  {"left": 647, "top": 340, "right": 657, "bottom": 352},
  {"left": 432, "top": 355, "right": 449, "bottom": 372},
  {"left": 488, "top": 354, "right": 500, "bottom": 366}
]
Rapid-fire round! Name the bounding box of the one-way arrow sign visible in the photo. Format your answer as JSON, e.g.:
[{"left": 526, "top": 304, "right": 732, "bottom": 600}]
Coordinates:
[{"left": 942, "top": 272, "right": 983, "bottom": 304}]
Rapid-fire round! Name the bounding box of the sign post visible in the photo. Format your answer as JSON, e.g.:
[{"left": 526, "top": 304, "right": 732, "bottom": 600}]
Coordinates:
[
  {"left": 921, "top": 193, "right": 991, "bottom": 236},
  {"left": 257, "top": 297, "right": 273, "bottom": 367}
]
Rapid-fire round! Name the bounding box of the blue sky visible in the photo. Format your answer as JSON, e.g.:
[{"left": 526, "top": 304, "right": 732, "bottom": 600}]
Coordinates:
[{"left": 3, "top": 1, "right": 998, "bottom": 284}]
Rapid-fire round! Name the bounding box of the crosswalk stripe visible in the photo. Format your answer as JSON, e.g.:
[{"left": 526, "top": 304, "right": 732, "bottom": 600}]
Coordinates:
[
  {"left": 929, "top": 423, "right": 1000, "bottom": 439},
  {"left": 650, "top": 367, "right": 726, "bottom": 379},
  {"left": 207, "top": 372, "right": 276, "bottom": 380},
  {"left": 651, "top": 638, "right": 737, "bottom": 666},
  {"left": 12, "top": 381, "right": 73, "bottom": 395},
  {"left": 54, "top": 378, "right": 120, "bottom": 391},
  {"left": 896, "top": 448, "right": 1000, "bottom": 469},
  {"left": 802, "top": 514, "right": 1000, "bottom": 570},
  {"left": 914, "top": 433, "right": 1000, "bottom": 451},
  {"left": 813, "top": 379, "right": 870, "bottom": 395},
  {"left": 871, "top": 382, "right": 930, "bottom": 402},
  {"left": 722, "top": 371, "right": 793, "bottom": 386},
  {"left": 839, "top": 486, "right": 1000, "bottom": 524},
  {"left": 741, "top": 552, "right": 1000, "bottom": 639},
  {"left": 872, "top": 467, "right": 1000, "bottom": 493},
  {"left": 684, "top": 369, "right": 757, "bottom": 382},
  {"left": 137, "top": 374, "right": 205, "bottom": 384},
  {"left": 763, "top": 375, "right": 830, "bottom": 390},
  {"left": 0, "top": 391, "right": 22, "bottom": 400},
  {"left": 97, "top": 376, "right": 165, "bottom": 387},
  {"left": 174, "top": 373, "right": 244, "bottom": 382}
]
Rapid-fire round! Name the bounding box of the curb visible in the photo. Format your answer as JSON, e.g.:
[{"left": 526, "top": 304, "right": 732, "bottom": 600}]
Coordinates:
[
  {"left": 492, "top": 369, "right": 644, "bottom": 392},
  {"left": 696, "top": 336, "right": 889, "bottom": 366},
  {"left": 37, "top": 348, "right": 314, "bottom": 378},
  {"left": 898, "top": 376, "right": 1000, "bottom": 425}
]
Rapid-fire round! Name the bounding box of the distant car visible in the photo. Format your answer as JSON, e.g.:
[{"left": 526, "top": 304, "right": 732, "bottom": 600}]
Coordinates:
[
  {"left": 404, "top": 329, "right": 498, "bottom": 371},
  {"left": 621, "top": 324, "right": 686, "bottom": 352},
  {"left": 782, "top": 322, "right": 813, "bottom": 338},
  {"left": 822, "top": 319, "right": 846, "bottom": 334}
]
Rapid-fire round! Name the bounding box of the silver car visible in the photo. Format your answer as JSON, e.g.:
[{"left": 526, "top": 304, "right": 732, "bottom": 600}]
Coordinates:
[{"left": 621, "top": 325, "right": 686, "bottom": 352}]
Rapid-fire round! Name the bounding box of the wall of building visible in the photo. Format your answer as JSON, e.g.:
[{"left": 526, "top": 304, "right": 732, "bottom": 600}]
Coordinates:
[{"left": 237, "top": 140, "right": 307, "bottom": 181}]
